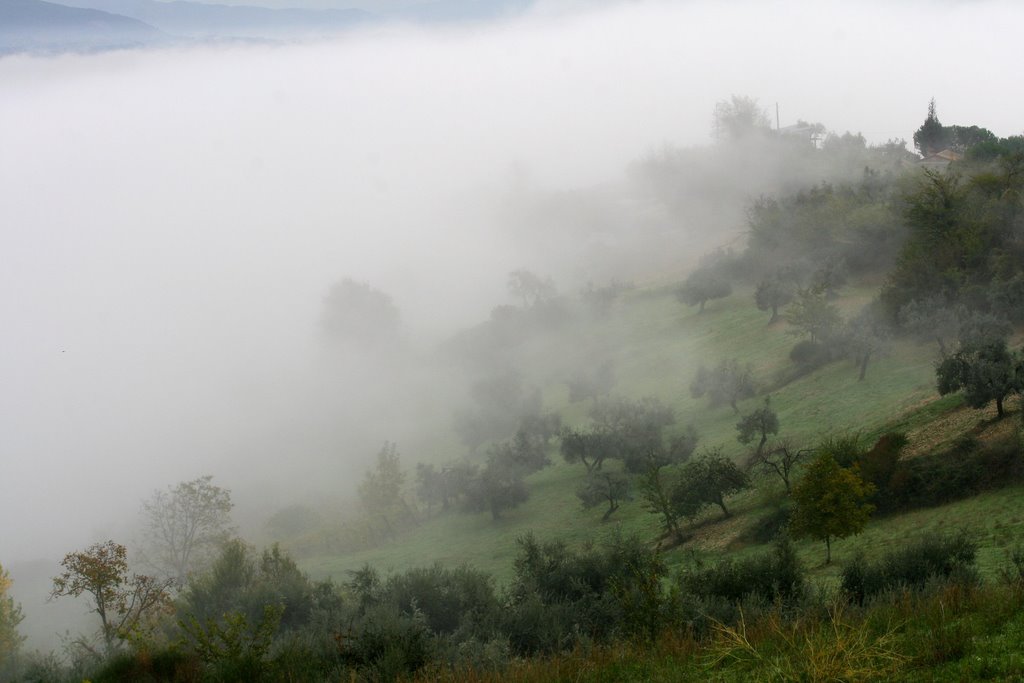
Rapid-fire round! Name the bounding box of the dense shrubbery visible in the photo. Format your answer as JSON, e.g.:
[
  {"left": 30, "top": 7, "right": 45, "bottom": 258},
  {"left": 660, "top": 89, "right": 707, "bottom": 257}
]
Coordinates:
[
  {"left": 842, "top": 532, "right": 979, "bottom": 604},
  {"left": 874, "top": 433, "right": 1023, "bottom": 513},
  {"left": 18, "top": 487, "right": 1024, "bottom": 683},
  {"left": 678, "top": 536, "right": 805, "bottom": 606},
  {"left": 504, "top": 533, "right": 676, "bottom": 650}
]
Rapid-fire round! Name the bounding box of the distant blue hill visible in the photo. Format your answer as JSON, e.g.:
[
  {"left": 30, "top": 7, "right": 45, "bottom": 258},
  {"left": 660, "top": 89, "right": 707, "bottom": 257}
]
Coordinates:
[
  {"left": 0, "top": 0, "right": 534, "bottom": 55},
  {"left": 389, "top": 0, "right": 532, "bottom": 23},
  {"left": 0, "top": 0, "right": 165, "bottom": 53},
  {"left": 44, "top": 0, "right": 374, "bottom": 39}
]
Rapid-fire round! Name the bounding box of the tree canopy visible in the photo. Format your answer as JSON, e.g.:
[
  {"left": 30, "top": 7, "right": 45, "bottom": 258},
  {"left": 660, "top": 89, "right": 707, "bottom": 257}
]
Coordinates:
[
  {"left": 51, "top": 541, "right": 173, "bottom": 652},
  {"left": 790, "top": 453, "right": 874, "bottom": 564},
  {"left": 690, "top": 358, "right": 756, "bottom": 413},
  {"left": 936, "top": 338, "right": 1023, "bottom": 418},
  {"left": 736, "top": 397, "right": 780, "bottom": 457},
  {"left": 670, "top": 450, "right": 750, "bottom": 520},
  {"left": 913, "top": 98, "right": 948, "bottom": 156},
  {"left": 576, "top": 471, "right": 631, "bottom": 522},
  {"left": 676, "top": 267, "right": 732, "bottom": 313},
  {"left": 754, "top": 273, "right": 795, "bottom": 323},
  {"left": 712, "top": 95, "right": 772, "bottom": 142},
  {"left": 321, "top": 278, "right": 401, "bottom": 347}
]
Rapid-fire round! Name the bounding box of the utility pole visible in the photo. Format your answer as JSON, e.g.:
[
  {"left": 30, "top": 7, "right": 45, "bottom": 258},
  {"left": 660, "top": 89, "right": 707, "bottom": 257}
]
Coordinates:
[{"left": 776, "top": 102, "right": 780, "bottom": 131}]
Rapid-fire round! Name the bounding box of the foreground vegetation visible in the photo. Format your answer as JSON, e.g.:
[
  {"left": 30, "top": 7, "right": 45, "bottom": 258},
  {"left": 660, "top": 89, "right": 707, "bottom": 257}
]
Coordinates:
[{"left": 9, "top": 532, "right": 1024, "bottom": 681}]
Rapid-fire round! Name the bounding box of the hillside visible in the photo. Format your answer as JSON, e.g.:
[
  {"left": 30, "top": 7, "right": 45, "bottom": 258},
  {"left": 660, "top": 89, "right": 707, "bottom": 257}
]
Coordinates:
[
  {"left": 296, "top": 280, "right": 1019, "bottom": 585},
  {"left": 4, "top": 75, "right": 1023, "bottom": 678}
]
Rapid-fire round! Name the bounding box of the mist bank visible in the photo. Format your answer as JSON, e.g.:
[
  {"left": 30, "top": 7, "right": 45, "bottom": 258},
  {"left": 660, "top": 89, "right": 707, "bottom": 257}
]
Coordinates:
[{"left": 1, "top": 0, "right": 1023, "bottom": 565}]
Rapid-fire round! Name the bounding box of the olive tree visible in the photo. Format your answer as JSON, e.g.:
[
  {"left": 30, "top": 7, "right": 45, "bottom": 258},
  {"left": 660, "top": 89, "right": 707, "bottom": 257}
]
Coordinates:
[
  {"left": 462, "top": 455, "right": 528, "bottom": 521},
  {"left": 754, "top": 274, "right": 795, "bottom": 323},
  {"left": 589, "top": 396, "right": 679, "bottom": 472},
  {"left": 676, "top": 268, "right": 732, "bottom": 313},
  {"left": 690, "top": 358, "right": 756, "bottom": 413},
  {"left": 559, "top": 428, "right": 618, "bottom": 473},
  {"left": 898, "top": 296, "right": 960, "bottom": 356},
  {"left": 736, "top": 397, "right": 779, "bottom": 457},
  {"left": 936, "top": 338, "right": 1023, "bottom": 418},
  {"left": 785, "top": 287, "right": 842, "bottom": 344},
  {"left": 576, "top": 471, "right": 631, "bottom": 522},
  {"left": 640, "top": 465, "right": 682, "bottom": 539},
  {"left": 671, "top": 450, "right": 750, "bottom": 520},
  {"left": 842, "top": 302, "right": 892, "bottom": 381}
]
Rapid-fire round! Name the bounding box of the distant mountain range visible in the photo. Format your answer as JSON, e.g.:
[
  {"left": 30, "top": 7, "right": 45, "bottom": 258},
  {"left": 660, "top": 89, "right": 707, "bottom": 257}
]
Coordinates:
[
  {"left": 48, "top": 0, "right": 374, "bottom": 39},
  {"left": 0, "top": 0, "right": 533, "bottom": 55},
  {"left": 0, "top": 0, "right": 166, "bottom": 53}
]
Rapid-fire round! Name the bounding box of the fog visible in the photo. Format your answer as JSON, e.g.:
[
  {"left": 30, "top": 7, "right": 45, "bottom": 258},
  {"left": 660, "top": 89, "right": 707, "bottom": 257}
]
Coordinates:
[{"left": 2, "top": 0, "right": 1023, "bottom": 581}]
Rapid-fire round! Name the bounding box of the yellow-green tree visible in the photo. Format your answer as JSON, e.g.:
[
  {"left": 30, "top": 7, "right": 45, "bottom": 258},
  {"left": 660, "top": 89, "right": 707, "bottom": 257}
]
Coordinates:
[
  {"left": 0, "top": 562, "right": 25, "bottom": 668},
  {"left": 51, "top": 541, "right": 173, "bottom": 653},
  {"left": 790, "top": 453, "right": 875, "bottom": 564}
]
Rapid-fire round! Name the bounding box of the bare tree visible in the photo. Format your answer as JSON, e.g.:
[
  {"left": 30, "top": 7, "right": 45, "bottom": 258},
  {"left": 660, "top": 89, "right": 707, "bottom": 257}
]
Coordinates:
[
  {"left": 748, "top": 438, "right": 809, "bottom": 494},
  {"left": 141, "top": 476, "right": 235, "bottom": 586}
]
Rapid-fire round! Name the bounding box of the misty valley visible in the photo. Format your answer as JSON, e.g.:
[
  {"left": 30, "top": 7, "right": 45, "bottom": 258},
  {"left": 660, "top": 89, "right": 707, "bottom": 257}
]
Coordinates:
[{"left": 3, "top": 1, "right": 1024, "bottom": 681}]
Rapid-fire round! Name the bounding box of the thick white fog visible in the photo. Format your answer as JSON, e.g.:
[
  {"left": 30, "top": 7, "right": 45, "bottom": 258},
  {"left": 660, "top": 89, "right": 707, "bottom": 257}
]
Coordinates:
[{"left": 1, "top": 0, "right": 1023, "bottom": 566}]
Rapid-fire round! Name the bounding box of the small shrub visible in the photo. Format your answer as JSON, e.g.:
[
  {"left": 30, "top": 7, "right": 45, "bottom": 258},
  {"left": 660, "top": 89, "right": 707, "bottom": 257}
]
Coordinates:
[
  {"left": 998, "top": 546, "right": 1024, "bottom": 589},
  {"left": 740, "top": 502, "right": 792, "bottom": 544},
  {"left": 338, "top": 605, "right": 433, "bottom": 680},
  {"left": 881, "top": 433, "right": 1023, "bottom": 512},
  {"left": 380, "top": 564, "right": 500, "bottom": 636},
  {"left": 89, "top": 649, "right": 200, "bottom": 683},
  {"left": 503, "top": 533, "right": 671, "bottom": 654},
  {"left": 789, "top": 340, "right": 830, "bottom": 371},
  {"left": 858, "top": 432, "right": 907, "bottom": 491}
]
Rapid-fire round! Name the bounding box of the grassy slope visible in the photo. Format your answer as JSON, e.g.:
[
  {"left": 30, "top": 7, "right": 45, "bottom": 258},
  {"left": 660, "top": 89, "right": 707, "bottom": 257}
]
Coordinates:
[{"left": 300, "top": 283, "right": 1022, "bottom": 587}]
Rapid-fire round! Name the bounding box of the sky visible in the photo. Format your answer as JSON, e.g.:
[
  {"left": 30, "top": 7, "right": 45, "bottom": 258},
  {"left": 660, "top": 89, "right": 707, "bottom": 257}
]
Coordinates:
[{"left": 1, "top": 0, "right": 1023, "bottom": 567}]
